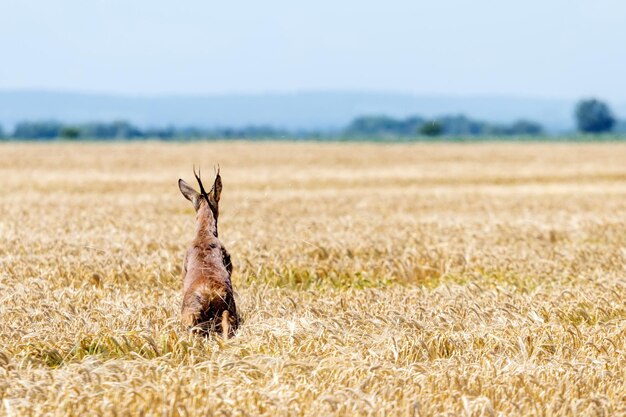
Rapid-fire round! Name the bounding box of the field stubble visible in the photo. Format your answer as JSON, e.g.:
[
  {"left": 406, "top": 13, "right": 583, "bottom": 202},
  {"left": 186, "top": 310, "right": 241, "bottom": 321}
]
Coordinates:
[{"left": 1, "top": 142, "right": 626, "bottom": 416}]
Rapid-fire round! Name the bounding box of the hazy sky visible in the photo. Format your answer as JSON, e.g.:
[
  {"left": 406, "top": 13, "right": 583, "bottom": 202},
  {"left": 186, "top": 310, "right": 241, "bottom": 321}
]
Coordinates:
[{"left": 1, "top": 0, "right": 624, "bottom": 100}]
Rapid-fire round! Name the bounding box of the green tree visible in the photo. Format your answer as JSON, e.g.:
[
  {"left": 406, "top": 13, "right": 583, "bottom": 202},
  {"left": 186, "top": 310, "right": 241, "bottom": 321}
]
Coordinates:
[
  {"left": 344, "top": 115, "right": 426, "bottom": 137},
  {"left": 420, "top": 121, "right": 442, "bottom": 136},
  {"left": 437, "top": 115, "right": 486, "bottom": 135},
  {"left": 13, "top": 121, "right": 63, "bottom": 139},
  {"left": 575, "top": 99, "right": 615, "bottom": 133},
  {"left": 488, "top": 120, "right": 544, "bottom": 136},
  {"left": 508, "top": 120, "right": 544, "bottom": 135},
  {"left": 61, "top": 126, "right": 81, "bottom": 139},
  {"left": 345, "top": 115, "right": 401, "bottom": 136}
]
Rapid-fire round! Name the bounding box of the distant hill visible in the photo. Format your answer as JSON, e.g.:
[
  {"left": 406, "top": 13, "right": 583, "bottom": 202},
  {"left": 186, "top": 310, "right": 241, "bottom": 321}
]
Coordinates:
[{"left": 1, "top": 90, "right": 618, "bottom": 133}]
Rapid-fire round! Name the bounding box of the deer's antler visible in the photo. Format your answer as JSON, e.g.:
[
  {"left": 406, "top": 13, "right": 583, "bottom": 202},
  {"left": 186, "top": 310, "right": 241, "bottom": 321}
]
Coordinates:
[{"left": 193, "top": 165, "right": 211, "bottom": 206}]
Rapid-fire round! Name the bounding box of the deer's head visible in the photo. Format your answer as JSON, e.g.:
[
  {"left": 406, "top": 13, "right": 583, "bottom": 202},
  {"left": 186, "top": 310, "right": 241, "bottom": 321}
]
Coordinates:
[{"left": 178, "top": 167, "right": 222, "bottom": 236}]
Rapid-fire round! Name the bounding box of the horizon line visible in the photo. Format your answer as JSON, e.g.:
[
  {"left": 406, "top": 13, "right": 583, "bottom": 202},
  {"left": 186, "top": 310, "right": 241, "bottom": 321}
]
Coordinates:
[{"left": 0, "top": 88, "right": 599, "bottom": 102}]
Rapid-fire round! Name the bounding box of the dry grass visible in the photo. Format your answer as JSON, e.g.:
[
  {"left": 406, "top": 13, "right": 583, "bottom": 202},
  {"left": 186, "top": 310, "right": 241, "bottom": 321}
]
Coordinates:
[{"left": 1, "top": 141, "right": 626, "bottom": 416}]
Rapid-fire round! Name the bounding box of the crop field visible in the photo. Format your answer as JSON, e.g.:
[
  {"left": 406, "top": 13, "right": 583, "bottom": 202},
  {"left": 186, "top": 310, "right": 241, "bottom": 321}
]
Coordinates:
[{"left": 1, "top": 141, "right": 626, "bottom": 416}]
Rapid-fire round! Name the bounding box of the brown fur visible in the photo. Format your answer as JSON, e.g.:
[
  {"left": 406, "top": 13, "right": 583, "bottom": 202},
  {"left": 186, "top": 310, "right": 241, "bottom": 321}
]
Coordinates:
[{"left": 178, "top": 170, "right": 239, "bottom": 338}]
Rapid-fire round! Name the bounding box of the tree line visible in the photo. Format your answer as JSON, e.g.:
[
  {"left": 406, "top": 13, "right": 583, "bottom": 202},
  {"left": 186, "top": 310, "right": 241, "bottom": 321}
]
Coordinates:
[
  {"left": 344, "top": 115, "right": 544, "bottom": 137},
  {"left": 0, "top": 98, "right": 623, "bottom": 140},
  {"left": 346, "top": 99, "right": 623, "bottom": 138},
  {"left": 2, "top": 121, "right": 299, "bottom": 140}
]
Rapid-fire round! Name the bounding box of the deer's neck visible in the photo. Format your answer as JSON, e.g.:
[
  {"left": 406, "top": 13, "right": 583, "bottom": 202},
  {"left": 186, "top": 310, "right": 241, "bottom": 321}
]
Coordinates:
[{"left": 194, "top": 206, "right": 218, "bottom": 239}]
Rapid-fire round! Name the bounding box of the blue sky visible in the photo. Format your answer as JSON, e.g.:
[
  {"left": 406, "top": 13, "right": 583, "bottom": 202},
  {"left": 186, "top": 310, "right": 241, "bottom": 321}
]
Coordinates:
[{"left": 1, "top": 0, "right": 624, "bottom": 100}]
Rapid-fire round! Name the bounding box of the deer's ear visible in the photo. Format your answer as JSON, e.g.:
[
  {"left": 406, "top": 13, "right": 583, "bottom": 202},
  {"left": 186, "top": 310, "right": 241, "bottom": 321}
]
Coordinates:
[
  {"left": 208, "top": 172, "right": 222, "bottom": 210},
  {"left": 178, "top": 179, "right": 201, "bottom": 211}
]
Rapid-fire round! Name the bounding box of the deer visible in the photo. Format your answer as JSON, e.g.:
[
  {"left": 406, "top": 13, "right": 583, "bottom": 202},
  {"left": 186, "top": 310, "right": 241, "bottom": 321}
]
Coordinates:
[{"left": 178, "top": 167, "right": 239, "bottom": 338}]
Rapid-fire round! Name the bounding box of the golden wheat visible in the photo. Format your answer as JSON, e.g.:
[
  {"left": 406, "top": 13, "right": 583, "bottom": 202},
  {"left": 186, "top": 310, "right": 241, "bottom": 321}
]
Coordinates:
[{"left": 1, "top": 142, "right": 626, "bottom": 416}]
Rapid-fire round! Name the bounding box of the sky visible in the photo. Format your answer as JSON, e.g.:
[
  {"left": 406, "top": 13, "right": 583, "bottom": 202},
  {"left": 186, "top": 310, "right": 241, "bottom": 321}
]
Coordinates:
[{"left": 1, "top": 0, "right": 625, "bottom": 101}]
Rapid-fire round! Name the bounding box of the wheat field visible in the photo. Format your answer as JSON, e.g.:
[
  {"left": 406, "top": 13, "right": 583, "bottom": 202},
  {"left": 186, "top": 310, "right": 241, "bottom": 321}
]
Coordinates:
[{"left": 1, "top": 142, "right": 626, "bottom": 416}]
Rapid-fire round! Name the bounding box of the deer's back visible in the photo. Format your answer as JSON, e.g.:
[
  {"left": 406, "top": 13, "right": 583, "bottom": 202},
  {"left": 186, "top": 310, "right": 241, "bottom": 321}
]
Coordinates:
[{"left": 182, "top": 242, "right": 238, "bottom": 334}]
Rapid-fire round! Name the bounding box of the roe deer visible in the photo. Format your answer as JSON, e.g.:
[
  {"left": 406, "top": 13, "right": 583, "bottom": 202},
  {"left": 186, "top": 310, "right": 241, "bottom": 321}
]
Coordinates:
[{"left": 178, "top": 167, "right": 239, "bottom": 338}]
